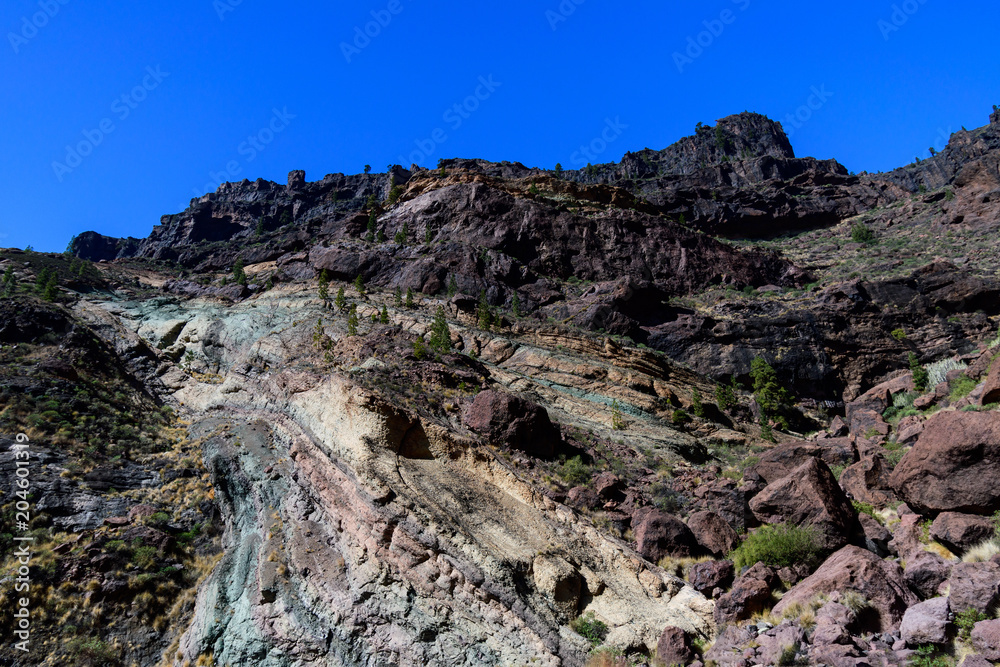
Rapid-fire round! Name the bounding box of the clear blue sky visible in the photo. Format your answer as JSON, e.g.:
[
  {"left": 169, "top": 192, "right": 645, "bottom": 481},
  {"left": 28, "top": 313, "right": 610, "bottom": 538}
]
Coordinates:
[{"left": 3, "top": 0, "right": 998, "bottom": 251}]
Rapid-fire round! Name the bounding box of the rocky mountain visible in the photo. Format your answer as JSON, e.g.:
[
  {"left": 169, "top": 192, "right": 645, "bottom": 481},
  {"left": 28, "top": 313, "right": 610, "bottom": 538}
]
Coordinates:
[{"left": 3, "top": 108, "right": 1000, "bottom": 666}]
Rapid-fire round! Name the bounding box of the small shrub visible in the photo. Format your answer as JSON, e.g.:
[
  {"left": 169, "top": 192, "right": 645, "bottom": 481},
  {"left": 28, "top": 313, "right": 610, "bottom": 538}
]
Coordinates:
[
  {"left": 955, "top": 608, "right": 988, "bottom": 640},
  {"left": 949, "top": 375, "right": 977, "bottom": 403},
  {"left": 910, "top": 353, "right": 929, "bottom": 392},
  {"left": 672, "top": 408, "right": 690, "bottom": 425},
  {"left": 962, "top": 537, "right": 1000, "bottom": 563},
  {"left": 851, "top": 222, "right": 876, "bottom": 244},
  {"left": 891, "top": 328, "right": 907, "bottom": 341},
  {"left": 926, "top": 358, "right": 967, "bottom": 388},
  {"left": 852, "top": 500, "right": 878, "bottom": 521},
  {"left": 558, "top": 456, "right": 591, "bottom": 486},
  {"left": 570, "top": 611, "right": 608, "bottom": 646},
  {"left": 908, "top": 644, "right": 953, "bottom": 667},
  {"left": 133, "top": 545, "right": 158, "bottom": 570},
  {"left": 611, "top": 400, "right": 626, "bottom": 431},
  {"left": 691, "top": 388, "right": 705, "bottom": 418},
  {"left": 729, "top": 523, "right": 823, "bottom": 572}
]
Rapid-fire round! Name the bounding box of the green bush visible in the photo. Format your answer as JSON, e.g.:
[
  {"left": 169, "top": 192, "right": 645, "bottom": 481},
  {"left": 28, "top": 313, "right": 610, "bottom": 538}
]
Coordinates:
[
  {"left": 955, "top": 608, "right": 988, "bottom": 640},
  {"left": 851, "top": 223, "right": 876, "bottom": 244},
  {"left": 132, "top": 545, "right": 158, "bottom": 570},
  {"left": 729, "top": 523, "right": 823, "bottom": 572},
  {"left": 570, "top": 611, "right": 608, "bottom": 646},
  {"left": 909, "top": 353, "right": 929, "bottom": 392},
  {"left": 558, "top": 456, "right": 591, "bottom": 486},
  {"left": 908, "top": 644, "right": 953, "bottom": 667},
  {"left": 949, "top": 375, "right": 977, "bottom": 403}
]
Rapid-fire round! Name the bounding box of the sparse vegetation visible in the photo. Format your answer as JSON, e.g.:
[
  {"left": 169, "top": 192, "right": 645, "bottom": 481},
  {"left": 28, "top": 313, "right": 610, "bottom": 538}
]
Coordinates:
[
  {"left": 570, "top": 611, "right": 608, "bottom": 646},
  {"left": 729, "top": 523, "right": 823, "bottom": 572}
]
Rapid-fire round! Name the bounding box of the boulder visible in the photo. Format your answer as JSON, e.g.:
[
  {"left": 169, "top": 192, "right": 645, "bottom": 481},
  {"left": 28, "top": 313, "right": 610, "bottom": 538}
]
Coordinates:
[
  {"left": 565, "top": 486, "right": 599, "bottom": 510},
  {"left": 687, "top": 560, "right": 734, "bottom": 597},
  {"left": 713, "top": 575, "right": 772, "bottom": 626},
  {"left": 960, "top": 655, "right": 995, "bottom": 667},
  {"left": 811, "top": 601, "right": 853, "bottom": 646},
  {"left": 930, "top": 512, "right": 995, "bottom": 555},
  {"left": 592, "top": 472, "right": 625, "bottom": 501},
  {"left": 746, "top": 442, "right": 852, "bottom": 488},
  {"left": 981, "top": 358, "right": 1000, "bottom": 406},
  {"left": 633, "top": 509, "right": 697, "bottom": 562},
  {"left": 971, "top": 619, "right": 1000, "bottom": 661},
  {"left": 896, "top": 416, "right": 924, "bottom": 444},
  {"left": 889, "top": 411, "right": 1000, "bottom": 514},
  {"left": 704, "top": 624, "right": 757, "bottom": 667},
  {"left": 948, "top": 561, "right": 1000, "bottom": 614},
  {"left": 656, "top": 626, "right": 694, "bottom": 667},
  {"left": 900, "top": 597, "right": 950, "bottom": 646},
  {"left": 748, "top": 458, "right": 857, "bottom": 551},
  {"left": 903, "top": 551, "right": 952, "bottom": 599},
  {"left": 859, "top": 513, "right": 891, "bottom": 557},
  {"left": 754, "top": 622, "right": 806, "bottom": 667},
  {"left": 840, "top": 455, "right": 894, "bottom": 506},
  {"left": 463, "top": 390, "right": 560, "bottom": 459},
  {"left": 687, "top": 510, "right": 739, "bottom": 557},
  {"left": 773, "top": 546, "right": 918, "bottom": 632}
]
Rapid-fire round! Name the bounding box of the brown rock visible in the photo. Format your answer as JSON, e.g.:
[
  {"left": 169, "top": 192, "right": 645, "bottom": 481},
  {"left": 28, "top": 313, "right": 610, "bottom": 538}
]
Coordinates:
[
  {"left": 850, "top": 408, "right": 890, "bottom": 440},
  {"left": 592, "top": 472, "right": 625, "bottom": 501},
  {"left": 971, "top": 618, "right": 1000, "bottom": 661},
  {"left": 656, "top": 626, "right": 694, "bottom": 666},
  {"left": 773, "top": 546, "right": 918, "bottom": 632},
  {"left": 960, "top": 655, "right": 995, "bottom": 667},
  {"left": 565, "top": 486, "right": 599, "bottom": 510},
  {"left": 948, "top": 561, "right": 1000, "bottom": 614},
  {"left": 889, "top": 410, "right": 1000, "bottom": 514},
  {"left": 839, "top": 455, "right": 894, "bottom": 506},
  {"left": 463, "top": 390, "right": 559, "bottom": 459},
  {"left": 982, "top": 357, "right": 1000, "bottom": 406},
  {"left": 859, "top": 513, "right": 892, "bottom": 556},
  {"left": 687, "top": 560, "right": 734, "bottom": 597},
  {"left": 930, "top": 512, "right": 995, "bottom": 555},
  {"left": 900, "top": 597, "right": 950, "bottom": 646},
  {"left": 896, "top": 416, "right": 925, "bottom": 444},
  {"left": 633, "top": 509, "right": 697, "bottom": 562},
  {"left": 749, "top": 458, "right": 857, "bottom": 551},
  {"left": 713, "top": 576, "right": 773, "bottom": 626},
  {"left": 747, "top": 442, "right": 854, "bottom": 488},
  {"left": 904, "top": 551, "right": 953, "bottom": 599},
  {"left": 687, "top": 510, "right": 739, "bottom": 557}
]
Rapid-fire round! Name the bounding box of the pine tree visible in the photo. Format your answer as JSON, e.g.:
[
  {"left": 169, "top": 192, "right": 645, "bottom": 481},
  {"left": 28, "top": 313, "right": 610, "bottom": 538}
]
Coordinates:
[
  {"left": 380, "top": 305, "right": 389, "bottom": 324},
  {"left": 232, "top": 259, "right": 247, "bottom": 286},
  {"left": 393, "top": 287, "right": 402, "bottom": 307},
  {"left": 335, "top": 287, "right": 346, "bottom": 312},
  {"left": 377, "top": 229, "right": 386, "bottom": 243},
  {"left": 35, "top": 267, "right": 49, "bottom": 293},
  {"left": 424, "top": 226, "right": 433, "bottom": 244},
  {"left": 429, "top": 306, "right": 452, "bottom": 353},
  {"left": 2, "top": 266, "right": 15, "bottom": 296},
  {"left": 477, "top": 290, "right": 492, "bottom": 331},
  {"left": 910, "top": 352, "right": 929, "bottom": 392},
  {"left": 691, "top": 388, "right": 705, "bottom": 418},
  {"left": 447, "top": 274, "right": 458, "bottom": 297},
  {"left": 317, "top": 270, "right": 330, "bottom": 305},
  {"left": 388, "top": 185, "right": 402, "bottom": 205},
  {"left": 554, "top": 163, "right": 563, "bottom": 178},
  {"left": 354, "top": 275, "right": 365, "bottom": 295},
  {"left": 511, "top": 292, "right": 521, "bottom": 317},
  {"left": 255, "top": 217, "right": 265, "bottom": 236},
  {"left": 366, "top": 212, "right": 377, "bottom": 242},
  {"left": 42, "top": 272, "right": 58, "bottom": 302},
  {"left": 280, "top": 211, "right": 292, "bottom": 227},
  {"left": 405, "top": 287, "right": 414, "bottom": 309},
  {"left": 364, "top": 164, "right": 371, "bottom": 174},
  {"left": 347, "top": 305, "right": 359, "bottom": 336}
]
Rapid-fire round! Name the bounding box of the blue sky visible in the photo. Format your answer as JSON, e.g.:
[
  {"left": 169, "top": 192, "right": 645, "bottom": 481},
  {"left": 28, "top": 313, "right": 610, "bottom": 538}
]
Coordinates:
[{"left": 2, "top": 0, "right": 998, "bottom": 252}]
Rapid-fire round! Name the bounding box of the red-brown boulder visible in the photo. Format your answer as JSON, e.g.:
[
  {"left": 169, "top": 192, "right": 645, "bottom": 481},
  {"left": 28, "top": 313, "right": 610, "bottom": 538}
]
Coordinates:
[
  {"left": 889, "top": 411, "right": 1000, "bottom": 514},
  {"left": 687, "top": 510, "right": 739, "bottom": 557},
  {"left": 656, "top": 626, "right": 694, "bottom": 666},
  {"left": 930, "top": 512, "right": 995, "bottom": 555},
  {"left": 982, "top": 358, "right": 1000, "bottom": 406},
  {"left": 749, "top": 458, "right": 857, "bottom": 551},
  {"left": 463, "top": 390, "right": 559, "bottom": 459},
  {"left": 633, "top": 509, "right": 697, "bottom": 562},
  {"left": 773, "top": 546, "right": 918, "bottom": 632}
]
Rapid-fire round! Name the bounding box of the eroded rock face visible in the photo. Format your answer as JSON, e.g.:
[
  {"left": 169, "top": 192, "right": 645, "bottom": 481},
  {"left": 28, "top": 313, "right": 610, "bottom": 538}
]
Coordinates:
[{"left": 890, "top": 411, "right": 1000, "bottom": 514}]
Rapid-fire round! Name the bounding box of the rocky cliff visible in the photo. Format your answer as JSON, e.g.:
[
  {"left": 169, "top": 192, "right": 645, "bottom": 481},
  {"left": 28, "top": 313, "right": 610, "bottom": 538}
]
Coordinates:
[{"left": 4, "top": 108, "right": 1000, "bottom": 665}]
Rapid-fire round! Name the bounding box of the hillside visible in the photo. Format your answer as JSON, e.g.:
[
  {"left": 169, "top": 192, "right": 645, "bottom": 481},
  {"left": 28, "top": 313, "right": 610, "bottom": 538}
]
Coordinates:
[{"left": 2, "top": 109, "right": 1000, "bottom": 666}]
